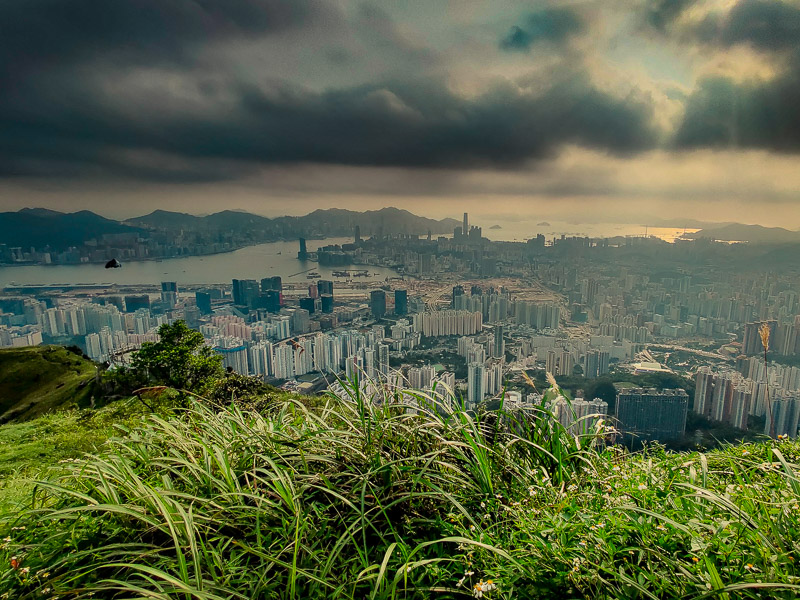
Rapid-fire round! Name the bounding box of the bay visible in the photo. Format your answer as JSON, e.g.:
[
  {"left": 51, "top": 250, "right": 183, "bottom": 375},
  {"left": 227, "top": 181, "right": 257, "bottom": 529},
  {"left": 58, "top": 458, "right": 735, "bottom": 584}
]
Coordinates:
[{"left": 0, "top": 238, "right": 399, "bottom": 287}]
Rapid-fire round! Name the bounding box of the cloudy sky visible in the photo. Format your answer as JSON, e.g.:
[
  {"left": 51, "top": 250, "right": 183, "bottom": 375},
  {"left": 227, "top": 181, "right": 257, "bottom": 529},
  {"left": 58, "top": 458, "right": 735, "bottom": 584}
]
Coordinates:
[{"left": 2, "top": 0, "right": 800, "bottom": 227}]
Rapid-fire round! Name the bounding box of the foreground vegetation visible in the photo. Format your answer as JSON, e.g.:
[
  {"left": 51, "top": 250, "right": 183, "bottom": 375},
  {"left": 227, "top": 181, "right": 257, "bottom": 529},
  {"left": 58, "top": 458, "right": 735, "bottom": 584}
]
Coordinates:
[{"left": 1, "top": 381, "right": 799, "bottom": 599}]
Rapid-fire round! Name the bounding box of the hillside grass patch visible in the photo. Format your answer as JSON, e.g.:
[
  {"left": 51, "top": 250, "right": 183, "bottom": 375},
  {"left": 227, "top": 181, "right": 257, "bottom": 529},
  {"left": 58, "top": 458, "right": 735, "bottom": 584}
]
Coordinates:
[{"left": 0, "top": 385, "right": 798, "bottom": 599}]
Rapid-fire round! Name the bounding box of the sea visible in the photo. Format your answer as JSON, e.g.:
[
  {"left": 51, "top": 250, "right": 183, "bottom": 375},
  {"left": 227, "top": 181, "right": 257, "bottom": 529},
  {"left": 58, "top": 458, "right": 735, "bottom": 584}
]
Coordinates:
[
  {"left": 478, "top": 220, "right": 697, "bottom": 243},
  {"left": 0, "top": 224, "right": 698, "bottom": 287}
]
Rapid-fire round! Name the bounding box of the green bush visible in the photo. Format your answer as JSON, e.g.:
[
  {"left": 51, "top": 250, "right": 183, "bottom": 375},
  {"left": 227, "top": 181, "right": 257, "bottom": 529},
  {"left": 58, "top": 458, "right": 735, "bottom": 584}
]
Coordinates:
[{"left": 112, "top": 320, "right": 224, "bottom": 394}]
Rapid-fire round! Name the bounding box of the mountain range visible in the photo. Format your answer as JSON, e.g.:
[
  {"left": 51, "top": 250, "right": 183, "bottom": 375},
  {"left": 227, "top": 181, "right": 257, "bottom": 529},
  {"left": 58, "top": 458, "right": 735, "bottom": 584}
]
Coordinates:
[
  {"left": 3, "top": 206, "right": 797, "bottom": 251},
  {"left": 128, "top": 207, "right": 460, "bottom": 237},
  {"left": 0, "top": 208, "right": 140, "bottom": 250},
  {"left": 0, "top": 207, "right": 461, "bottom": 251}
]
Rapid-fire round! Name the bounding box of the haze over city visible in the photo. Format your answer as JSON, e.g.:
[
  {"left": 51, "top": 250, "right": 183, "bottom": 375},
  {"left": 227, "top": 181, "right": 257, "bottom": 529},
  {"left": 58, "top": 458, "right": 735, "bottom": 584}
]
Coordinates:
[{"left": 1, "top": 0, "right": 800, "bottom": 227}]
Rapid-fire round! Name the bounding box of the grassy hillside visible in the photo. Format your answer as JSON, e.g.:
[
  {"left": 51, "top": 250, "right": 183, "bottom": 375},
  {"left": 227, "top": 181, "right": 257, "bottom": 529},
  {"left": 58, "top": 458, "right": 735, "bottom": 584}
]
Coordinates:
[
  {"left": 0, "top": 398, "right": 153, "bottom": 514},
  {"left": 1, "top": 387, "right": 798, "bottom": 599},
  {"left": 0, "top": 346, "right": 99, "bottom": 423}
]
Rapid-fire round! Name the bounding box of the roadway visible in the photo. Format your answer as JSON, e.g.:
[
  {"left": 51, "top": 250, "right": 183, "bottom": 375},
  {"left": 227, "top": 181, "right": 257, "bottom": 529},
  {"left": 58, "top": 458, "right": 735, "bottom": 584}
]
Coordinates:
[{"left": 644, "top": 343, "right": 734, "bottom": 361}]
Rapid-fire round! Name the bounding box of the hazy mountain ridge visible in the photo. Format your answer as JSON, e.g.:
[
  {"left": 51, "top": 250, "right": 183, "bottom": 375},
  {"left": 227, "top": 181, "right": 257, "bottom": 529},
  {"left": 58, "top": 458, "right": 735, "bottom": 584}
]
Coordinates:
[
  {"left": 4, "top": 207, "right": 795, "bottom": 251},
  {"left": 1, "top": 207, "right": 459, "bottom": 251},
  {"left": 0, "top": 209, "right": 142, "bottom": 250},
  {"left": 130, "top": 207, "right": 458, "bottom": 236},
  {"left": 685, "top": 223, "right": 800, "bottom": 243}
]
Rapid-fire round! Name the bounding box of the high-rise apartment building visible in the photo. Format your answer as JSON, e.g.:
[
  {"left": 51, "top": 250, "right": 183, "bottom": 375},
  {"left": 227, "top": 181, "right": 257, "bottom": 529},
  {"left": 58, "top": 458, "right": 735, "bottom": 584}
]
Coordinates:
[
  {"left": 742, "top": 321, "right": 777, "bottom": 355},
  {"left": 378, "top": 343, "right": 390, "bottom": 377},
  {"left": 616, "top": 388, "right": 689, "bottom": 442},
  {"left": 492, "top": 324, "right": 504, "bottom": 358},
  {"left": 584, "top": 349, "right": 610, "bottom": 378},
  {"left": 694, "top": 366, "right": 715, "bottom": 416},
  {"left": 452, "top": 285, "right": 464, "bottom": 308},
  {"left": 467, "top": 362, "right": 485, "bottom": 407}
]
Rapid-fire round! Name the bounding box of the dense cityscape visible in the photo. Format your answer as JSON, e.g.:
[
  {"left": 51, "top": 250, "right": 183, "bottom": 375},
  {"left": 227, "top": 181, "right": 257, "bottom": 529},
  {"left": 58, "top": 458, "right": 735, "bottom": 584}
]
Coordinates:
[{"left": 2, "top": 211, "right": 798, "bottom": 444}]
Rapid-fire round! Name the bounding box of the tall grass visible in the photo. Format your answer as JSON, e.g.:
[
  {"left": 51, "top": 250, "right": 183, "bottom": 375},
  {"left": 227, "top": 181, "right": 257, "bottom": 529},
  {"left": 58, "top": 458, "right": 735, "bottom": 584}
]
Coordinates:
[{"left": 1, "top": 380, "right": 799, "bottom": 599}]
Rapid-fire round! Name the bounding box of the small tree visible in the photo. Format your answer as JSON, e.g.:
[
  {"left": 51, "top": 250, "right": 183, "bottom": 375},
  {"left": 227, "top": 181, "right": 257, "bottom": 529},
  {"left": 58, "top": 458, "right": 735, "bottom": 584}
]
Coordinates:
[{"left": 130, "top": 320, "right": 223, "bottom": 392}]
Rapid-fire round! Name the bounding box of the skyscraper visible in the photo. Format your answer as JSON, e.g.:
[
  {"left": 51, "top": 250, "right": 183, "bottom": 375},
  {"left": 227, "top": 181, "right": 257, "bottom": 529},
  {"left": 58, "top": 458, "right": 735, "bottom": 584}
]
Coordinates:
[
  {"left": 298, "top": 237, "right": 308, "bottom": 261},
  {"left": 160, "top": 282, "right": 178, "bottom": 308},
  {"left": 261, "top": 276, "right": 282, "bottom": 292},
  {"left": 125, "top": 294, "right": 151, "bottom": 313},
  {"left": 317, "top": 279, "right": 334, "bottom": 296},
  {"left": 419, "top": 254, "right": 433, "bottom": 275},
  {"left": 299, "top": 297, "right": 315, "bottom": 314},
  {"left": 394, "top": 289, "right": 408, "bottom": 316},
  {"left": 262, "top": 290, "right": 281, "bottom": 313},
  {"left": 195, "top": 291, "right": 212, "bottom": 315},
  {"left": 452, "top": 285, "right": 464, "bottom": 308},
  {"left": 232, "top": 279, "right": 247, "bottom": 306},
  {"left": 370, "top": 290, "right": 386, "bottom": 319},
  {"left": 231, "top": 279, "right": 259, "bottom": 308},
  {"left": 463, "top": 212, "right": 468, "bottom": 236}
]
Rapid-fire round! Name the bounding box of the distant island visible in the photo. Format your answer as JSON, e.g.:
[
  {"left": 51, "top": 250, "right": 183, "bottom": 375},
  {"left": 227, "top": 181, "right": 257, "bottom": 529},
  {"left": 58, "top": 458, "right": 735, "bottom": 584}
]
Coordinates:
[
  {"left": 683, "top": 223, "right": 800, "bottom": 244},
  {"left": 489, "top": 224, "right": 502, "bottom": 229},
  {"left": 537, "top": 221, "right": 550, "bottom": 226}
]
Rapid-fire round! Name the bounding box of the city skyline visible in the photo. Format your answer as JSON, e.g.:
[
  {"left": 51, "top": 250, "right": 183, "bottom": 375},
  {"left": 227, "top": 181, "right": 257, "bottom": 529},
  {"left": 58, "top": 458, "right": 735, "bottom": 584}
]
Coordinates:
[{"left": 2, "top": 1, "right": 800, "bottom": 227}]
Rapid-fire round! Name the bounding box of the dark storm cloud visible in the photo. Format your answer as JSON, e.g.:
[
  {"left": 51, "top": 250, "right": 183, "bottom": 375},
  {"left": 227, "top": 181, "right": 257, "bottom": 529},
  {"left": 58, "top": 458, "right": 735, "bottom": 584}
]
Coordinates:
[
  {"left": 648, "top": 0, "right": 800, "bottom": 51},
  {"left": 500, "top": 8, "right": 584, "bottom": 52},
  {"left": 0, "top": 0, "right": 661, "bottom": 181},
  {"left": 639, "top": 0, "right": 800, "bottom": 153},
  {"left": 721, "top": 0, "right": 800, "bottom": 50},
  {"left": 674, "top": 64, "right": 800, "bottom": 151},
  {"left": 355, "top": 3, "right": 435, "bottom": 65},
  {"left": 645, "top": 0, "right": 694, "bottom": 31},
  {"left": 0, "top": 0, "right": 322, "bottom": 84},
  {"left": 0, "top": 67, "right": 658, "bottom": 179},
  {"left": 672, "top": 1, "right": 800, "bottom": 152}
]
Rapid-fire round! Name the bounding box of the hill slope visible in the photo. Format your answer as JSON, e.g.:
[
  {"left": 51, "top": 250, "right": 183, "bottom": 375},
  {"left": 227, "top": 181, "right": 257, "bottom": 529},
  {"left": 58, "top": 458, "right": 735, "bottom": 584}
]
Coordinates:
[
  {"left": 0, "top": 209, "right": 142, "bottom": 250},
  {"left": 0, "top": 346, "right": 98, "bottom": 423}
]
